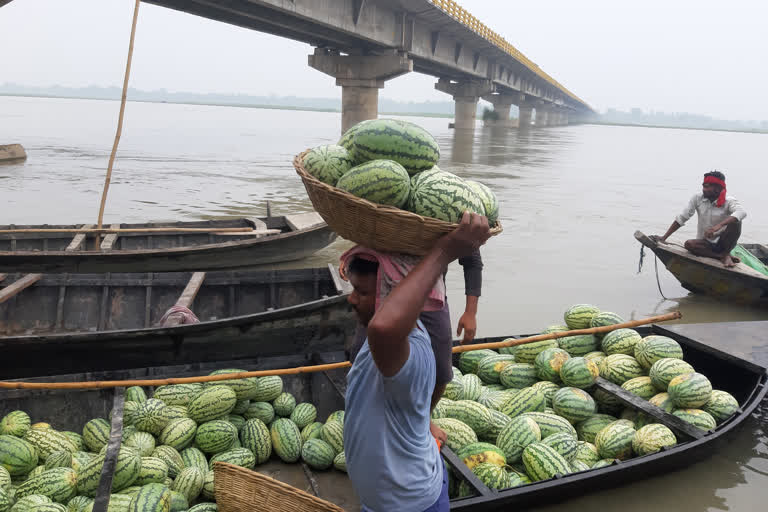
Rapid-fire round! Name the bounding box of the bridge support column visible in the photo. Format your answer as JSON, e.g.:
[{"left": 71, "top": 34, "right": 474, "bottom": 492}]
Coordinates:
[
  {"left": 535, "top": 108, "right": 549, "bottom": 127},
  {"left": 435, "top": 79, "right": 495, "bottom": 131},
  {"left": 308, "top": 49, "right": 413, "bottom": 135},
  {"left": 481, "top": 93, "right": 516, "bottom": 128},
  {"left": 518, "top": 105, "right": 533, "bottom": 128}
]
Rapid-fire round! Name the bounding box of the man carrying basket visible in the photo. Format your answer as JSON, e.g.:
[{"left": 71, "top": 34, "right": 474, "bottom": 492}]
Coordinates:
[{"left": 341, "top": 212, "right": 491, "bottom": 511}]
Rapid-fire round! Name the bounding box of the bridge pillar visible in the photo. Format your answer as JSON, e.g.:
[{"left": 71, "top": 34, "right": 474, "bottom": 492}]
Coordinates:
[
  {"left": 535, "top": 107, "right": 549, "bottom": 127},
  {"left": 518, "top": 105, "right": 533, "bottom": 128},
  {"left": 308, "top": 49, "right": 413, "bottom": 134},
  {"left": 480, "top": 93, "right": 517, "bottom": 128},
  {"left": 435, "top": 79, "right": 495, "bottom": 131}
]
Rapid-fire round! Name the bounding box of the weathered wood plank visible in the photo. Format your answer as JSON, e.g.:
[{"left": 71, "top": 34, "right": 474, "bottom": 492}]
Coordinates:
[
  {"left": 285, "top": 212, "right": 325, "bottom": 232},
  {"left": 247, "top": 217, "right": 268, "bottom": 231},
  {"left": 66, "top": 224, "right": 94, "bottom": 251},
  {"left": 0, "top": 273, "right": 43, "bottom": 304},
  {"left": 100, "top": 224, "right": 121, "bottom": 251},
  {"left": 0, "top": 274, "right": 6, "bottom": 283}
]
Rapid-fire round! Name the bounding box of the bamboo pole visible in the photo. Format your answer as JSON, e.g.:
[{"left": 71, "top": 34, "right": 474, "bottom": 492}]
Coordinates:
[
  {"left": 95, "top": 0, "right": 141, "bottom": 244},
  {"left": 0, "top": 227, "right": 259, "bottom": 235},
  {"left": 0, "top": 312, "right": 681, "bottom": 391}
]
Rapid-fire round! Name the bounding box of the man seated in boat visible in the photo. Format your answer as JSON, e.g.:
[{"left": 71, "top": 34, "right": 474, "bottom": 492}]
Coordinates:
[
  {"left": 342, "top": 212, "right": 491, "bottom": 512},
  {"left": 658, "top": 171, "right": 747, "bottom": 268}
]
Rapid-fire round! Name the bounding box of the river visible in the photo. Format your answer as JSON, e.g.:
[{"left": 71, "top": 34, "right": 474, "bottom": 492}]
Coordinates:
[{"left": 1, "top": 95, "right": 766, "bottom": 510}]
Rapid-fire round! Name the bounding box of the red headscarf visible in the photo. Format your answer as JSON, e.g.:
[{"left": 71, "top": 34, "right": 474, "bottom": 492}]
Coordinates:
[{"left": 703, "top": 175, "right": 726, "bottom": 207}]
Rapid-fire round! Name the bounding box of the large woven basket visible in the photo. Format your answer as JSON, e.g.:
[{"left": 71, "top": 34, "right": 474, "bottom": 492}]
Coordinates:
[
  {"left": 294, "top": 150, "right": 502, "bottom": 255},
  {"left": 214, "top": 462, "right": 345, "bottom": 512}
]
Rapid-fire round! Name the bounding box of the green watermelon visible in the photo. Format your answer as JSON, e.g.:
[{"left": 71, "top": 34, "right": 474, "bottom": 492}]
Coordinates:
[
  {"left": 239, "top": 419, "right": 272, "bottom": 464},
  {"left": 209, "top": 448, "right": 255, "bottom": 470},
  {"left": 514, "top": 339, "right": 559, "bottom": 364},
  {"left": 632, "top": 424, "right": 677, "bottom": 455},
  {"left": 649, "top": 358, "right": 695, "bottom": 391},
  {"left": 522, "top": 443, "right": 571, "bottom": 481},
  {"left": 648, "top": 392, "right": 676, "bottom": 413},
  {"left": 584, "top": 351, "right": 607, "bottom": 368},
  {"left": 534, "top": 348, "right": 570, "bottom": 383},
  {"left": 0, "top": 435, "right": 38, "bottom": 476},
  {"left": 601, "top": 329, "right": 641, "bottom": 355},
  {"left": 126, "top": 483, "right": 172, "bottom": 512},
  {"left": 133, "top": 399, "right": 169, "bottom": 436},
  {"left": 600, "top": 354, "right": 645, "bottom": 385},
  {"left": 0, "top": 412, "right": 31, "bottom": 438},
  {"left": 135, "top": 457, "right": 169, "bottom": 486},
  {"left": 338, "top": 119, "right": 376, "bottom": 151},
  {"left": 76, "top": 446, "right": 141, "bottom": 496},
  {"left": 43, "top": 450, "right": 71, "bottom": 470},
  {"left": 320, "top": 420, "right": 344, "bottom": 455},
  {"left": 456, "top": 442, "right": 506, "bottom": 470},
  {"left": 446, "top": 400, "right": 493, "bottom": 437},
  {"left": 559, "top": 357, "right": 600, "bottom": 389},
  {"left": 570, "top": 460, "right": 591, "bottom": 472},
  {"left": 558, "top": 334, "right": 599, "bottom": 356},
  {"left": 333, "top": 452, "right": 347, "bottom": 473},
  {"left": 289, "top": 403, "right": 317, "bottom": 430},
  {"left": 153, "top": 383, "right": 203, "bottom": 406},
  {"left": 348, "top": 118, "right": 439, "bottom": 173},
  {"left": 499, "top": 363, "right": 538, "bottom": 389},
  {"left": 301, "top": 439, "right": 335, "bottom": 470},
  {"left": 461, "top": 374, "right": 483, "bottom": 401},
  {"left": 589, "top": 312, "right": 624, "bottom": 338},
  {"left": 180, "top": 447, "right": 208, "bottom": 473},
  {"left": 500, "top": 388, "right": 546, "bottom": 419},
  {"left": 125, "top": 431, "right": 156, "bottom": 457},
  {"left": 300, "top": 422, "right": 325, "bottom": 443},
  {"left": 672, "top": 409, "right": 716, "bottom": 431},
  {"left": 270, "top": 419, "right": 302, "bottom": 463},
  {"left": 432, "top": 418, "right": 477, "bottom": 453},
  {"left": 571, "top": 441, "right": 600, "bottom": 466},
  {"left": 594, "top": 423, "right": 635, "bottom": 460},
  {"left": 336, "top": 160, "right": 411, "bottom": 208},
  {"left": 475, "top": 355, "right": 516, "bottom": 384},
  {"left": 575, "top": 414, "right": 617, "bottom": 443},
  {"left": 470, "top": 462, "right": 509, "bottom": 490},
  {"left": 252, "top": 376, "right": 284, "bottom": 402},
  {"left": 465, "top": 180, "right": 500, "bottom": 225},
  {"left": 564, "top": 304, "right": 600, "bottom": 329},
  {"left": 243, "top": 402, "right": 275, "bottom": 425},
  {"left": 668, "top": 372, "right": 712, "bottom": 408},
  {"left": 125, "top": 387, "right": 147, "bottom": 404},
  {"left": 408, "top": 170, "right": 485, "bottom": 223},
  {"left": 272, "top": 393, "right": 296, "bottom": 418},
  {"left": 702, "top": 390, "right": 739, "bottom": 423},
  {"left": 593, "top": 387, "right": 623, "bottom": 415},
  {"left": 195, "top": 420, "right": 237, "bottom": 455},
  {"left": 495, "top": 415, "right": 541, "bottom": 463},
  {"left": 634, "top": 336, "right": 684, "bottom": 369},
  {"left": 620, "top": 376, "right": 658, "bottom": 400},
  {"left": 158, "top": 418, "right": 197, "bottom": 451},
  {"left": 443, "top": 379, "right": 464, "bottom": 401},
  {"left": 15, "top": 467, "right": 77, "bottom": 503},
  {"left": 541, "top": 432, "right": 579, "bottom": 462},
  {"left": 303, "top": 145, "right": 354, "bottom": 186},
  {"left": 172, "top": 466, "right": 205, "bottom": 503},
  {"left": 531, "top": 381, "right": 560, "bottom": 407},
  {"left": 521, "top": 412, "right": 577, "bottom": 439},
  {"left": 23, "top": 429, "right": 77, "bottom": 461},
  {"left": 458, "top": 349, "right": 497, "bottom": 374},
  {"left": 552, "top": 387, "right": 596, "bottom": 423},
  {"left": 187, "top": 386, "right": 237, "bottom": 424}
]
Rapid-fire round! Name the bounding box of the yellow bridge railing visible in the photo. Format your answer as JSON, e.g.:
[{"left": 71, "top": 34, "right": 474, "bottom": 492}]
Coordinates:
[{"left": 428, "top": 0, "right": 588, "bottom": 108}]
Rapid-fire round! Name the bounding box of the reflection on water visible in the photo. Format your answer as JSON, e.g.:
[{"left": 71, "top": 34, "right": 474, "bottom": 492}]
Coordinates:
[{"left": 1, "top": 96, "right": 768, "bottom": 509}]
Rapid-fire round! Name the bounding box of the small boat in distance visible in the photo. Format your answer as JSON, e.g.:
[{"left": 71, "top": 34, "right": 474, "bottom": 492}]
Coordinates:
[
  {"left": 635, "top": 230, "right": 768, "bottom": 306},
  {"left": 0, "top": 212, "right": 337, "bottom": 273}
]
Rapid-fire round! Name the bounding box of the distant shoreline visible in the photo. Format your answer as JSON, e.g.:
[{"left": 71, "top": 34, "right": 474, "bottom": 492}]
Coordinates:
[
  {"left": 0, "top": 93, "right": 454, "bottom": 119},
  {"left": 586, "top": 120, "right": 768, "bottom": 135}
]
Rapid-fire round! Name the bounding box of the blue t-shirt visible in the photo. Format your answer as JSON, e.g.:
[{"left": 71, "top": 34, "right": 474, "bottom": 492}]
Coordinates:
[{"left": 344, "top": 322, "right": 442, "bottom": 512}]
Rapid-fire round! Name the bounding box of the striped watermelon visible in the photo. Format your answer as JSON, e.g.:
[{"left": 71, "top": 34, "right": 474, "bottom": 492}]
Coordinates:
[
  {"left": 559, "top": 357, "right": 599, "bottom": 389},
  {"left": 531, "top": 381, "right": 559, "bottom": 407},
  {"left": 447, "top": 400, "right": 493, "bottom": 437},
  {"left": 668, "top": 372, "right": 712, "bottom": 408},
  {"left": 499, "top": 363, "right": 537, "bottom": 389},
  {"left": 180, "top": 447, "right": 208, "bottom": 473},
  {"left": 584, "top": 351, "right": 607, "bottom": 368},
  {"left": 151, "top": 446, "right": 185, "bottom": 479},
  {"left": 188, "top": 504, "right": 218, "bottom": 512},
  {"left": 337, "top": 160, "right": 411, "bottom": 208},
  {"left": 333, "top": 452, "right": 346, "bottom": 473},
  {"left": 172, "top": 466, "right": 205, "bottom": 502},
  {"left": 153, "top": 384, "right": 203, "bottom": 406},
  {"left": 300, "top": 422, "right": 324, "bottom": 443},
  {"left": 232, "top": 400, "right": 250, "bottom": 416},
  {"left": 620, "top": 376, "right": 658, "bottom": 400},
  {"left": 206, "top": 370, "right": 259, "bottom": 401},
  {"left": 43, "top": 451, "right": 71, "bottom": 470},
  {"left": 161, "top": 406, "right": 188, "bottom": 423},
  {"left": 133, "top": 399, "right": 169, "bottom": 436},
  {"left": 564, "top": 304, "right": 601, "bottom": 329},
  {"left": 168, "top": 491, "right": 188, "bottom": 512},
  {"left": 123, "top": 402, "right": 140, "bottom": 427},
  {"left": 270, "top": 419, "right": 302, "bottom": 463},
  {"left": 575, "top": 414, "right": 617, "bottom": 443},
  {"left": 600, "top": 354, "right": 645, "bottom": 385},
  {"left": 62, "top": 431, "right": 84, "bottom": 452},
  {"left": 432, "top": 418, "right": 477, "bottom": 453},
  {"left": 301, "top": 439, "right": 335, "bottom": 470},
  {"left": 541, "top": 432, "right": 579, "bottom": 462},
  {"left": 23, "top": 430, "right": 78, "bottom": 461},
  {"left": 243, "top": 402, "right": 275, "bottom": 425},
  {"left": 135, "top": 457, "right": 169, "bottom": 486},
  {"left": 338, "top": 119, "right": 376, "bottom": 151},
  {"left": 272, "top": 393, "right": 296, "bottom": 418},
  {"left": 125, "top": 387, "right": 147, "bottom": 404},
  {"left": 542, "top": 324, "right": 569, "bottom": 334},
  {"left": 187, "top": 386, "right": 237, "bottom": 424},
  {"left": 348, "top": 118, "right": 439, "bottom": 173},
  {"left": 521, "top": 412, "right": 577, "bottom": 439},
  {"left": 125, "top": 431, "right": 156, "bottom": 457},
  {"left": 452, "top": 366, "right": 463, "bottom": 379},
  {"left": 67, "top": 495, "right": 93, "bottom": 512},
  {"left": 0, "top": 411, "right": 31, "bottom": 438},
  {"left": 522, "top": 443, "right": 571, "bottom": 481},
  {"left": 507, "top": 471, "right": 531, "bottom": 488},
  {"left": 500, "top": 388, "right": 546, "bottom": 419},
  {"left": 158, "top": 418, "right": 197, "bottom": 451},
  {"left": 557, "top": 334, "right": 599, "bottom": 357},
  {"left": 514, "top": 339, "right": 559, "bottom": 364},
  {"left": 470, "top": 462, "right": 509, "bottom": 490},
  {"left": 589, "top": 312, "right": 624, "bottom": 338},
  {"left": 632, "top": 424, "right": 677, "bottom": 455},
  {"left": 227, "top": 415, "right": 245, "bottom": 431},
  {"left": 458, "top": 349, "right": 497, "bottom": 374},
  {"left": 649, "top": 358, "right": 695, "bottom": 391},
  {"left": 648, "top": 392, "right": 676, "bottom": 413},
  {"left": 303, "top": 145, "right": 354, "bottom": 186},
  {"left": 15, "top": 467, "right": 77, "bottom": 503},
  {"left": 195, "top": 420, "right": 237, "bottom": 455},
  {"left": 702, "top": 390, "right": 739, "bottom": 423},
  {"left": 534, "top": 348, "right": 570, "bottom": 383},
  {"left": 321, "top": 420, "right": 344, "bottom": 455},
  {"left": 76, "top": 446, "right": 141, "bottom": 496},
  {"left": 456, "top": 442, "right": 506, "bottom": 469},
  {"left": 601, "top": 329, "right": 641, "bottom": 355},
  {"left": 239, "top": 419, "right": 272, "bottom": 464},
  {"left": 594, "top": 423, "right": 635, "bottom": 460},
  {"left": 571, "top": 441, "right": 600, "bottom": 466},
  {"left": 483, "top": 409, "right": 512, "bottom": 442},
  {"left": 443, "top": 379, "right": 464, "bottom": 401},
  {"left": 496, "top": 416, "right": 541, "bottom": 463},
  {"left": 635, "top": 336, "right": 684, "bottom": 370},
  {"left": 552, "top": 387, "right": 596, "bottom": 423},
  {"left": 0, "top": 466, "right": 9, "bottom": 491},
  {"left": 7, "top": 494, "right": 53, "bottom": 512},
  {"left": 252, "top": 376, "right": 283, "bottom": 402},
  {"left": 201, "top": 471, "right": 215, "bottom": 500},
  {"left": 672, "top": 409, "right": 716, "bottom": 431},
  {"left": 461, "top": 374, "right": 483, "bottom": 401},
  {"left": 476, "top": 355, "right": 516, "bottom": 384},
  {"left": 433, "top": 398, "right": 454, "bottom": 419},
  {"left": 289, "top": 403, "right": 317, "bottom": 430},
  {"left": 0, "top": 435, "right": 38, "bottom": 476},
  {"left": 570, "top": 460, "right": 591, "bottom": 472},
  {"left": 408, "top": 171, "right": 485, "bottom": 223},
  {"left": 476, "top": 389, "right": 507, "bottom": 411},
  {"left": 126, "top": 483, "right": 172, "bottom": 512},
  {"left": 591, "top": 458, "right": 616, "bottom": 469},
  {"left": 465, "top": 180, "right": 500, "bottom": 225}
]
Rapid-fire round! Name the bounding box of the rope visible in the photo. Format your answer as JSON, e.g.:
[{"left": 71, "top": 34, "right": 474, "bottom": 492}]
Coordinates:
[{"left": 638, "top": 241, "right": 669, "bottom": 300}]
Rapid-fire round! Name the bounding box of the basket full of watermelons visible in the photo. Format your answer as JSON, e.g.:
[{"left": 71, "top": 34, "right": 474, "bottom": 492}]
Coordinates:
[{"left": 294, "top": 118, "right": 502, "bottom": 255}]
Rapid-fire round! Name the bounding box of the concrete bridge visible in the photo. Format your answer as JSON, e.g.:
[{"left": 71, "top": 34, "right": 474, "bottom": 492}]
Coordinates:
[{"left": 143, "top": 0, "right": 595, "bottom": 132}]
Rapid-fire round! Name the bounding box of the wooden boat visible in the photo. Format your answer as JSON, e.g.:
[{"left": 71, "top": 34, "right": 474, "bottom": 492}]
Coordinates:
[
  {"left": 1, "top": 324, "right": 764, "bottom": 510},
  {"left": 635, "top": 230, "right": 768, "bottom": 305},
  {"left": 0, "top": 212, "right": 337, "bottom": 273},
  {"left": 0, "top": 266, "right": 355, "bottom": 379}
]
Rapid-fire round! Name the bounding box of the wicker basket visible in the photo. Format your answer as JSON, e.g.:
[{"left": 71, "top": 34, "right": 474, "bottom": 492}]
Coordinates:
[
  {"left": 294, "top": 150, "right": 502, "bottom": 255},
  {"left": 213, "top": 462, "right": 345, "bottom": 512}
]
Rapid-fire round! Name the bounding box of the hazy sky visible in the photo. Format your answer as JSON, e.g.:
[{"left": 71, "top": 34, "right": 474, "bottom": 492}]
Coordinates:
[{"left": 2, "top": 0, "right": 767, "bottom": 119}]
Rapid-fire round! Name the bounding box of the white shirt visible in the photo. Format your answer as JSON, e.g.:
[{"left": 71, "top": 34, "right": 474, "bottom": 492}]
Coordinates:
[{"left": 676, "top": 193, "right": 747, "bottom": 242}]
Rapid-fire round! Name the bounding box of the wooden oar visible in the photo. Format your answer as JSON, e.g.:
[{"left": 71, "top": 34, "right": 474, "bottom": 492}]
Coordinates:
[{"left": 0, "top": 312, "right": 681, "bottom": 390}]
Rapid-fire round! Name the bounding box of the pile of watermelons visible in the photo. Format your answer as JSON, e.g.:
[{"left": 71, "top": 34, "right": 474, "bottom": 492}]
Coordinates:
[
  {"left": 0, "top": 374, "right": 347, "bottom": 512},
  {"left": 432, "top": 303, "right": 740, "bottom": 498},
  {"left": 302, "top": 119, "right": 500, "bottom": 226}
]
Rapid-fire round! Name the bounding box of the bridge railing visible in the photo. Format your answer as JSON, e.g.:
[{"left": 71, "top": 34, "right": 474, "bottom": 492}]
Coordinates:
[{"left": 428, "top": 0, "right": 587, "bottom": 107}]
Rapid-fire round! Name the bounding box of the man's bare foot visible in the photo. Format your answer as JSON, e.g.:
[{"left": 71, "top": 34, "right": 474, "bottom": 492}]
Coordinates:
[
  {"left": 430, "top": 421, "right": 447, "bottom": 444},
  {"left": 721, "top": 254, "right": 739, "bottom": 268}
]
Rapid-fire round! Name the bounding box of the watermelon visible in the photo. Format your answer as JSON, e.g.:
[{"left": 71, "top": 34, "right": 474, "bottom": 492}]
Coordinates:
[
  {"left": 564, "top": 304, "right": 600, "bottom": 329},
  {"left": 180, "top": 447, "right": 208, "bottom": 473},
  {"left": 338, "top": 119, "right": 376, "bottom": 151},
  {"left": 500, "top": 388, "right": 546, "bottom": 419},
  {"left": 0, "top": 435, "right": 38, "bottom": 476},
  {"left": 592, "top": 458, "right": 616, "bottom": 469},
  {"left": 408, "top": 170, "right": 485, "bottom": 223},
  {"left": 600, "top": 354, "right": 645, "bottom": 385},
  {"left": 272, "top": 393, "right": 296, "bottom": 418},
  {"left": 187, "top": 386, "right": 237, "bottom": 424},
  {"left": 589, "top": 312, "right": 624, "bottom": 338},
  {"left": 514, "top": 339, "right": 559, "bottom": 364},
  {"left": 594, "top": 423, "right": 635, "bottom": 460},
  {"left": 158, "top": 418, "right": 197, "bottom": 451},
  {"left": 206, "top": 370, "right": 259, "bottom": 401},
  {"left": 348, "top": 118, "right": 439, "bottom": 173},
  {"left": 499, "top": 364, "right": 537, "bottom": 389},
  {"left": 461, "top": 374, "right": 483, "bottom": 401},
  {"left": 270, "top": 419, "right": 302, "bottom": 463},
  {"left": 495, "top": 415, "right": 541, "bottom": 463},
  {"left": 443, "top": 379, "right": 464, "bottom": 401},
  {"left": 432, "top": 418, "right": 477, "bottom": 453},
  {"left": 456, "top": 442, "right": 506, "bottom": 469},
  {"left": 126, "top": 483, "right": 172, "bottom": 512},
  {"left": 521, "top": 412, "right": 577, "bottom": 439},
  {"left": 620, "top": 376, "right": 658, "bottom": 400},
  {"left": 67, "top": 495, "right": 93, "bottom": 512},
  {"left": 123, "top": 402, "right": 140, "bottom": 427},
  {"left": 8, "top": 495, "right": 53, "bottom": 512},
  {"left": 571, "top": 441, "right": 600, "bottom": 466},
  {"left": 153, "top": 384, "right": 203, "bottom": 407},
  {"left": 252, "top": 376, "right": 283, "bottom": 402},
  {"left": 601, "top": 329, "right": 641, "bottom": 355},
  {"left": 559, "top": 357, "right": 600, "bottom": 389},
  {"left": 541, "top": 432, "right": 579, "bottom": 462},
  {"left": 575, "top": 414, "right": 617, "bottom": 443},
  {"left": 243, "top": 402, "right": 275, "bottom": 425},
  {"left": 133, "top": 399, "right": 169, "bottom": 436},
  {"left": 470, "top": 462, "right": 509, "bottom": 490},
  {"left": 209, "top": 448, "right": 255, "bottom": 471},
  {"left": 648, "top": 392, "right": 676, "bottom": 413},
  {"left": 239, "top": 419, "right": 272, "bottom": 464},
  {"left": 522, "top": 443, "right": 571, "bottom": 481},
  {"left": 668, "top": 372, "right": 712, "bottom": 408},
  {"left": 43, "top": 451, "right": 71, "bottom": 470},
  {"left": 15, "top": 467, "right": 77, "bottom": 503},
  {"left": 303, "top": 145, "right": 354, "bottom": 185},
  {"left": 0, "top": 466, "right": 9, "bottom": 491},
  {"left": 534, "top": 348, "right": 570, "bottom": 383},
  {"left": 201, "top": 471, "right": 215, "bottom": 500},
  {"left": 483, "top": 409, "right": 512, "bottom": 442},
  {"left": 542, "top": 325, "right": 569, "bottom": 334},
  {"left": 649, "top": 358, "right": 695, "bottom": 391},
  {"left": 465, "top": 180, "right": 500, "bottom": 225},
  {"left": 476, "top": 389, "right": 507, "bottom": 411},
  {"left": 333, "top": 452, "right": 347, "bottom": 473},
  {"left": 135, "top": 457, "right": 169, "bottom": 486},
  {"left": 552, "top": 387, "right": 596, "bottom": 423},
  {"left": 632, "top": 424, "right": 677, "bottom": 455},
  {"left": 168, "top": 491, "right": 188, "bottom": 512},
  {"left": 570, "top": 460, "right": 591, "bottom": 472},
  {"left": 161, "top": 406, "right": 188, "bottom": 423},
  {"left": 476, "top": 355, "right": 516, "bottom": 384},
  {"left": 336, "top": 160, "right": 411, "bottom": 208},
  {"left": 300, "top": 422, "right": 324, "bottom": 443},
  {"left": 635, "top": 336, "right": 684, "bottom": 369},
  {"left": 188, "top": 504, "right": 218, "bottom": 512},
  {"left": 285, "top": 403, "right": 316, "bottom": 430},
  {"left": 231, "top": 400, "right": 250, "bottom": 416},
  {"left": 558, "top": 334, "right": 599, "bottom": 356},
  {"left": 584, "top": 351, "right": 607, "bottom": 368},
  {"left": 531, "top": 381, "right": 559, "bottom": 407},
  {"left": 23, "top": 430, "right": 77, "bottom": 461},
  {"left": 459, "top": 349, "right": 498, "bottom": 374},
  {"left": 227, "top": 415, "right": 245, "bottom": 431},
  {"left": 301, "top": 439, "right": 335, "bottom": 470},
  {"left": 172, "top": 466, "right": 204, "bottom": 503},
  {"left": 0, "top": 412, "right": 31, "bottom": 438},
  {"left": 195, "top": 420, "right": 237, "bottom": 455},
  {"left": 702, "top": 390, "right": 739, "bottom": 423},
  {"left": 125, "top": 432, "right": 156, "bottom": 458},
  {"left": 76, "top": 446, "right": 141, "bottom": 496},
  {"left": 320, "top": 420, "right": 344, "bottom": 455},
  {"left": 672, "top": 409, "right": 717, "bottom": 431},
  {"left": 125, "top": 387, "right": 147, "bottom": 404}
]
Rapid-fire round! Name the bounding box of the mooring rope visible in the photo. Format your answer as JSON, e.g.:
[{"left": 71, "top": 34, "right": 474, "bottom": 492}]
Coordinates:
[{"left": 638, "top": 242, "right": 669, "bottom": 300}]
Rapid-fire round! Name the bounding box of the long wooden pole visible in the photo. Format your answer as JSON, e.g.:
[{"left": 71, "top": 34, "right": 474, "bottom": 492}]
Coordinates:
[
  {"left": 95, "top": 0, "right": 141, "bottom": 238},
  {"left": 0, "top": 227, "right": 258, "bottom": 235},
  {"left": 0, "top": 312, "right": 680, "bottom": 390}
]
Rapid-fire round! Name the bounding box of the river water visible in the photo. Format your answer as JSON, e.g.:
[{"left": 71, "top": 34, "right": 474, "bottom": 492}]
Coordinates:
[{"left": 1, "top": 96, "right": 767, "bottom": 510}]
